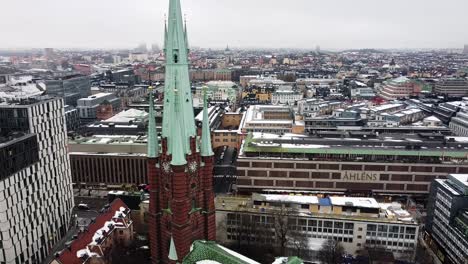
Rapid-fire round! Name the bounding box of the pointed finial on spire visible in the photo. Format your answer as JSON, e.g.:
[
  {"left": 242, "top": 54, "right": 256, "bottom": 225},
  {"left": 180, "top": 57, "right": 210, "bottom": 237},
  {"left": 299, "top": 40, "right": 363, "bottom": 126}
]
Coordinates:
[
  {"left": 147, "top": 86, "right": 159, "bottom": 158},
  {"left": 168, "top": 236, "right": 178, "bottom": 261},
  {"left": 201, "top": 86, "right": 214, "bottom": 157},
  {"left": 183, "top": 14, "right": 189, "bottom": 53},
  {"left": 164, "top": 14, "right": 168, "bottom": 51}
]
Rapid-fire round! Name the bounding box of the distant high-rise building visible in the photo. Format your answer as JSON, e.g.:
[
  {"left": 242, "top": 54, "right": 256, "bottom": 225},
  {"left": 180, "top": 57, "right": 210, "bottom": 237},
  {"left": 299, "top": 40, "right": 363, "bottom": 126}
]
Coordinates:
[
  {"left": 316, "top": 45, "right": 321, "bottom": 53},
  {"left": 44, "top": 48, "right": 55, "bottom": 59},
  {"left": 464, "top": 44, "right": 468, "bottom": 54},
  {"left": 0, "top": 97, "right": 74, "bottom": 264},
  {"left": 112, "top": 55, "right": 122, "bottom": 64},
  {"left": 426, "top": 174, "right": 468, "bottom": 264},
  {"left": 151, "top": 43, "right": 161, "bottom": 53},
  {"left": 135, "top": 42, "right": 148, "bottom": 53}
]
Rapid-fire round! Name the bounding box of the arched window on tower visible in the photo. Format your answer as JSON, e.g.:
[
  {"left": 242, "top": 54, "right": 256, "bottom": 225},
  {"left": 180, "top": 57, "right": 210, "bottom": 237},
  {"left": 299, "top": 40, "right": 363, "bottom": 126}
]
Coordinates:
[
  {"left": 191, "top": 198, "right": 197, "bottom": 209},
  {"left": 173, "top": 52, "right": 178, "bottom": 63}
]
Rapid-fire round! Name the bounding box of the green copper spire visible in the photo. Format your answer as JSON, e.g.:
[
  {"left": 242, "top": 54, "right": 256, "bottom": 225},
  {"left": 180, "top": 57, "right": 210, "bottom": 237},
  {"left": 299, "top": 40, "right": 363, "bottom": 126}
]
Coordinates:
[
  {"left": 168, "top": 236, "right": 178, "bottom": 261},
  {"left": 201, "top": 87, "right": 213, "bottom": 157},
  {"left": 147, "top": 87, "right": 159, "bottom": 158},
  {"left": 170, "top": 88, "right": 188, "bottom": 166},
  {"left": 162, "top": 0, "right": 196, "bottom": 164}
]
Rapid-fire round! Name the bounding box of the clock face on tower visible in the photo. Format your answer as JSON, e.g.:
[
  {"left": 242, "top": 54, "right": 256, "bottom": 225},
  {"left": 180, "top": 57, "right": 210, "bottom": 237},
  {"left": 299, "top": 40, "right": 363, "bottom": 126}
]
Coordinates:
[{"left": 188, "top": 161, "right": 198, "bottom": 174}]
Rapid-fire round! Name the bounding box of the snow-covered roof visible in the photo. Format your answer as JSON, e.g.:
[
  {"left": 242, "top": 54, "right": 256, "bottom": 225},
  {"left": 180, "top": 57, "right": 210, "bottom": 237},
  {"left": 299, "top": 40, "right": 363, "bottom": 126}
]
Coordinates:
[
  {"left": 197, "top": 261, "right": 222, "bottom": 264},
  {"left": 104, "top": 108, "right": 148, "bottom": 123},
  {"left": 424, "top": 115, "right": 441, "bottom": 122},
  {"left": 329, "top": 197, "right": 380, "bottom": 209},
  {"left": 260, "top": 194, "right": 319, "bottom": 205}
]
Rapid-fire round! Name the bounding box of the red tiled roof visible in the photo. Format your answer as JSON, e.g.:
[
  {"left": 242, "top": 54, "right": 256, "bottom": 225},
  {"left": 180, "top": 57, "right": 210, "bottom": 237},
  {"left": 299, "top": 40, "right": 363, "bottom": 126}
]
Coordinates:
[{"left": 55, "top": 198, "right": 129, "bottom": 264}]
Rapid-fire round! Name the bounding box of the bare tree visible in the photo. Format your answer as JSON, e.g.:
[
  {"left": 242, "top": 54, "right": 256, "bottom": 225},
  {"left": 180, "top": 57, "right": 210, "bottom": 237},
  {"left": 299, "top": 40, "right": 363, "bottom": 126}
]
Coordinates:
[
  {"left": 289, "top": 230, "right": 310, "bottom": 259},
  {"left": 272, "top": 206, "right": 291, "bottom": 256},
  {"left": 272, "top": 206, "right": 310, "bottom": 259},
  {"left": 317, "top": 239, "right": 344, "bottom": 264}
]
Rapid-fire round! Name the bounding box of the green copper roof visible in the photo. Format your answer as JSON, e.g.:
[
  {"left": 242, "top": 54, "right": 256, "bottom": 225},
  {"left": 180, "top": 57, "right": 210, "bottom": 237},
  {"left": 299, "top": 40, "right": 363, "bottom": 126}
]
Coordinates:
[
  {"left": 170, "top": 89, "right": 188, "bottom": 166},
  {"left": 182, "top": 240, "right": 260, "bottom": 264},
  {"left": 147, "top": 89, "right": 159, "bottom": 158},
  {"left": 168, "top": 236, "right": 178, "bottom": 261},
  {"left": 201, "top": 87, "right": 214, "bottom": 157},
  {"left": 162, "top": 0, "right": 196, "bottom": 165}
]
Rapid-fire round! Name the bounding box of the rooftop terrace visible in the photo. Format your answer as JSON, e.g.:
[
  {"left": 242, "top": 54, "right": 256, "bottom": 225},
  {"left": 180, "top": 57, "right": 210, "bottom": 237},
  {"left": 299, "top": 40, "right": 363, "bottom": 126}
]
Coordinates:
[{"left": 241, "top": 132, "right": 468, "bottom": 161}]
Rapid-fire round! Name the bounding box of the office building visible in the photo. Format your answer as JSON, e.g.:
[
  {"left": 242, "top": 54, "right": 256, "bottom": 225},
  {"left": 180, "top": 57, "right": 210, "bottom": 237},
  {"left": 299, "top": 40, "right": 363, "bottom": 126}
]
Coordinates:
[
  {"left": 64, "top": 105, "right": 80, "bottom": 132},
  {"left": 69, "top": 135, "right": 147, "bottom": 185},
  {"left": 240, "top": 105, "right": 304, "bottom": 134},
  {"left": 237, "top": 132, "right": 468, "bottom": 195},
  {"left": 378, "top": 77, "right": 422, "bottom": 100},
  {"left": 0, "top": 75, "right": 44, "bottom": 99},
  {"left": 449, "top": 107, "right": 468, "bottom": 136},
  {"left": 303, "top": 110, "right": 365, "bottom": 132},
  {"left": 271, "top": 86, "right": 303, "bottom": 105},
  {"left": 434, "top": 78, "right": 468, "bottom": 97},
  {"left": 44, "top": 74, "right": 91, "bottom": 106},
  {"left": 194, "top": 81, "right": 240, "bottom": 104},
  {"left": 217, "top": 194, "right": 418, "bottom": 261},
  {"left": 297, "top": 99, "right": 343, "bottom": 117},
  {"left": 425, "top": 174, "right": 468, "bottom": 264},
  {"left": 0, "top": 97, "right": 74, "bottom": 264},
  {"left": 212, "top": 112, "right": 244, "bottom": 150},
  {"left": 76, "top": 93, "right": 120, "bottom": 119},
  {"left": 106, "top": 69, "right": 138, "bottom": 86},
  {"left": 190, "top": 69, "right": 233, "bottom": 81}
]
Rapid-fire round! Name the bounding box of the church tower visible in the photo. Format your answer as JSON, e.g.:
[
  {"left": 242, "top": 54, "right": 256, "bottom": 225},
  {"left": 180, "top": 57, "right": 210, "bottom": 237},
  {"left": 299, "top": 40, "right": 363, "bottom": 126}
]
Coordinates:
[{"left": 147, "top": 0, "right": 216, "bottom": 263}]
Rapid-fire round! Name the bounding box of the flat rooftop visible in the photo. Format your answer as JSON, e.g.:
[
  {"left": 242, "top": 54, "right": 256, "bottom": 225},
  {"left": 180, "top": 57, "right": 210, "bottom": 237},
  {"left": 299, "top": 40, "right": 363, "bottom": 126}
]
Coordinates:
[
  {"left": 69, "top": 135, "right": 147, "bottom": 145},
  {"left": 218, "top": 194, "right": 415, "bottom": 224},
  {"left": 0, "top": 133, "right": 35, "bottom": 147},
  {"left": 241, "top": 132, "right": 468, "bottom": 159},
  {"left": 0, "top": 96, "right": 58, "bottom": 108},
  {"left": 78, "top": 92, "right": 113, "bottom": 101}
]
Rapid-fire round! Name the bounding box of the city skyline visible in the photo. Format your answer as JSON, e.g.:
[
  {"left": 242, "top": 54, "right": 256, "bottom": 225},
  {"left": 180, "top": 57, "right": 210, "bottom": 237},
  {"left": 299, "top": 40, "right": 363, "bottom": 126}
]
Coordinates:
[{"left": 1, "top": 0, "right": 467, "bottom": 50}]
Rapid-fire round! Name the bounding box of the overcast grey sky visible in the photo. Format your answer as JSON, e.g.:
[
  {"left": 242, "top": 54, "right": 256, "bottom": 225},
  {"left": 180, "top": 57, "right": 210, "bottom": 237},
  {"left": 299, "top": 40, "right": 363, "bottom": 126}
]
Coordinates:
[{"left": 1, "top": 0, "right": 467, "bottom": 50}]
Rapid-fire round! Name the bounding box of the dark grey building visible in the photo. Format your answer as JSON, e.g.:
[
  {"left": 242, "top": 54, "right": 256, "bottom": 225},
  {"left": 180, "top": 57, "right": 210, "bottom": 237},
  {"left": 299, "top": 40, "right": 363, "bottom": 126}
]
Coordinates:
[
  {"left": 426, "top": 174, "right": 468, "bottom": 264},
  {"left": 44, "top": 74, "right": 91, "bottom": 106},
  {"left": 64, "top": 105, "right": 80, "bottom": 132},
  {"left": 106, "top": 69, "right": 139, "bottom": 86}
]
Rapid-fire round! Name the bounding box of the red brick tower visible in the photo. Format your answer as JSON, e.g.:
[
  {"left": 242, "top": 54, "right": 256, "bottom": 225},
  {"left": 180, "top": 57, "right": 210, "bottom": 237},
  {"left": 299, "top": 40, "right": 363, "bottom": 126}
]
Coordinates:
[{"left": 146, "top": 0, "right": 216, "bottom": 262}]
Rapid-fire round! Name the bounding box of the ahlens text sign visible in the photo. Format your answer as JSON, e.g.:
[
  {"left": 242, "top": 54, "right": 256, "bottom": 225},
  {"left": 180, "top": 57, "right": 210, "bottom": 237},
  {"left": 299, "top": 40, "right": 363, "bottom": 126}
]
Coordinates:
[{"left": 341, "top": 171, "right": 380, "bottom": 181}]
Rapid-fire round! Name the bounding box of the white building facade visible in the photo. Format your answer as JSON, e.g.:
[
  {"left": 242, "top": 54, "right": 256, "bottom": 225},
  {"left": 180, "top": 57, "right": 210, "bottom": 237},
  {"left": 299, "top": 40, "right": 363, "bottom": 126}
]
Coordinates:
[
  {"left": 449, "top": 108, "right": 468, "bottom": 136},
  {"left": 216, "top": 194, "right": 418, "bottom": 262},
  {"left": 0, "top": 97, "right": 74, "bottom": 263}
]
